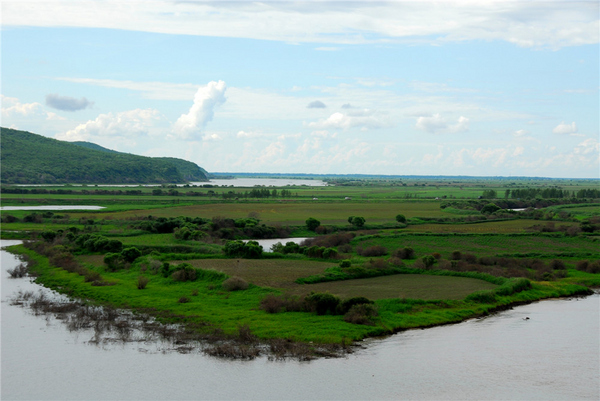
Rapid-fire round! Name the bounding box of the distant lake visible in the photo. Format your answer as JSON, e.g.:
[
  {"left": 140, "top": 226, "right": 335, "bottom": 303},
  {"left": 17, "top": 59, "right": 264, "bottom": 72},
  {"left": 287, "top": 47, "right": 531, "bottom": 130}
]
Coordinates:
[
  {"left": 193, "top": 178, "right": 329, "bottom": 187},
  {"left": 0, "top": 205, "right": 106, "bottom": 211},
  {"left": 14, "top": 178, "right": 329, "bottom": 188}
]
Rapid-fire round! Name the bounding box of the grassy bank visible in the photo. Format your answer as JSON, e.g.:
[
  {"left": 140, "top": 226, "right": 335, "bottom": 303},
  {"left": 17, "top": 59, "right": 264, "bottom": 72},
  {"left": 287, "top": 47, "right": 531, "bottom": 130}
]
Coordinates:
[{"left": 8, "top": 243, "right": 596, "bottom": 348}]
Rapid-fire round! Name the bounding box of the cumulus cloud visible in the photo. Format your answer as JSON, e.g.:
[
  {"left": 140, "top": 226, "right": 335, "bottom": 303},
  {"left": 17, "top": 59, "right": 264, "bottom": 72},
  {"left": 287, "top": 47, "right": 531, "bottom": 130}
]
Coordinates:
[
  {"left": 1, "top": 94, "right": 64, "bottom": 120},
  {"left": 172, "top": 81, "right": 227, "bottom": 140},
  {"left": 307, "top": 100, "right": 326, "bottom": 109},
  {"left": 552, "top": 121, "right": 578, "bottom": 135},
  {"left": 514, "top": 129, "right": 529, "bottom": 137},
  {"left": 308, "top": 110, "right": 389, "bottom": 131},
  {"left": 45, "top": 94, "right": 93, "bottom": 111},
  {"left": 56, "top": 108, "right": 164, "bottom": 141},
  {"left": 341, "top": 103, "right": 353, "bottom": 109},
  {"left": 415, "top": 114, "right": 469, "bottom": 134}
]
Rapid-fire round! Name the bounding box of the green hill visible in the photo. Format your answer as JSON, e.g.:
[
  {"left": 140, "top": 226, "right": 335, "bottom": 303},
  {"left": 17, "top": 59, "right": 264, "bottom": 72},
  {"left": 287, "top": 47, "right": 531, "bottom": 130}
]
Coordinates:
[{"left": 0, "top": 128, "right": 209, "bottom": 184}]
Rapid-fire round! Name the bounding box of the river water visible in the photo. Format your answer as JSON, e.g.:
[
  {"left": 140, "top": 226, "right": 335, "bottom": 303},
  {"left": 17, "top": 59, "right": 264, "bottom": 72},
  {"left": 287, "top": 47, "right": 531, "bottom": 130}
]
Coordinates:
[{"left": 1, "top": 240, "right": 598, "bottom": 400}]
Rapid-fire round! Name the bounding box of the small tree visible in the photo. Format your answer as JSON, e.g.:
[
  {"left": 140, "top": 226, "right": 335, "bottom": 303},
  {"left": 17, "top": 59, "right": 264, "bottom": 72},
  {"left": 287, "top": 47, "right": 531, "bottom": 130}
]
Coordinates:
[
  {"left": 350, "top": 216, "right": 365, "bottom": 228},
  {"left": 395, "top": 214, "right": 406, "bottom": 224},
  {"left": 306, "top": 217, "right": 320, "bottom": 231}
]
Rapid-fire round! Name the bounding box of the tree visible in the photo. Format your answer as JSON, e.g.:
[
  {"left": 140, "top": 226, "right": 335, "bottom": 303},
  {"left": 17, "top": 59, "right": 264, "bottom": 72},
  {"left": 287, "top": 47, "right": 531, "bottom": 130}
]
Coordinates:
[
  {"left": 395, "top": 214, "right": 406, "bottom": 224},
  {"left": 306, "top": 217, "right": 320, "bottom": 231},
  {"left": 481, "top": 203, "right": 501, "bottom": 214},
  {"left": 350, "top": 216, "right": 365, "bottom": 227}
]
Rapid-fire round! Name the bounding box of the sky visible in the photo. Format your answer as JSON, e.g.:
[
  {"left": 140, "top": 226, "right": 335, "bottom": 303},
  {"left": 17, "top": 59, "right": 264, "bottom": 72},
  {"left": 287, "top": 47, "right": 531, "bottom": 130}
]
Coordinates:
[{"left": 1, "top": 1, "right": 599, "bottom": 178}]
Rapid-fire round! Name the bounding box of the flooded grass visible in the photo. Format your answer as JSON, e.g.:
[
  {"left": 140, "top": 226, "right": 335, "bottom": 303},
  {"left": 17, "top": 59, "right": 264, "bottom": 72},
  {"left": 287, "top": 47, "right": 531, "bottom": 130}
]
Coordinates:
[{"left": 7, "top": 288, "right": 349, "bottom": 361}]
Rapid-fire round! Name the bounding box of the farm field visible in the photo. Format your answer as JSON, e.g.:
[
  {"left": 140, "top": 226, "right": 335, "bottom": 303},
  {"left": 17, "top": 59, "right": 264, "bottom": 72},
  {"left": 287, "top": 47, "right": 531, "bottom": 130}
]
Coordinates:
[
  {"left": 353, "top": 233, "right": 600, "bottom": 258},
  {"left": 284, "top": 274, "right": 498, "bottom": 300}
]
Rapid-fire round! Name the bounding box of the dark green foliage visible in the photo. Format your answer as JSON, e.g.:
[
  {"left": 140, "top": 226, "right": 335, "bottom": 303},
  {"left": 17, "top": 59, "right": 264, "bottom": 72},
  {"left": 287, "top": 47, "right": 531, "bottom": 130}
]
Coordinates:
[
  {"left": 393, "top": 247, "right": 416, "bottom": 259},
  {"left": 395, "top": 214, "right": 407, "bottom": 223},
  {"left": 343, "top": 303, "right": 378, "bottom": 325},
  {"left": 339, "top": 259, "right": 352, "bottom": 268},
  {"left": 223, "top": 240, "right": 263, "bottom": 259},
  {"left": 337, "top": 297, "right": 374, "bottom": 315},
  {"left": 306, "top": 217, "right": 321, "bottom": 231},
  {"left": 121, "top": 247, "right": 142, "bottom": 263},
  {"left": 305, "top": 292, "right": 341, "bottom": 315},
  {"left": 421, "top": 255, "right": 437, "bottom": 268},
  {"left": 349, "top": 216, "right": 366, "bottom": 227},
  {"left": 481, "top": 203, "right": 501, "bottom": 214},
  {"left": 0, "top": 127, "right": 208, "bottom": 184},
  {"left": 171, "top": 263, "right": 197, "bottom": 282},
  {"left": 40, "top": 231, "right": 57, "bottom": 243},
  {"left": 104, "top": 253, "right": 124, "bottom": 271}
]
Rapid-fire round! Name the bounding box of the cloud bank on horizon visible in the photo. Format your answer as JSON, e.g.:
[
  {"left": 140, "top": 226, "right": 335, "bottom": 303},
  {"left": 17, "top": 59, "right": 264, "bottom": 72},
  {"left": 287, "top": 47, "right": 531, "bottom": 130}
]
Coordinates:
[{"left": 1, "top": 0, "right": 598, "bottom": 178}]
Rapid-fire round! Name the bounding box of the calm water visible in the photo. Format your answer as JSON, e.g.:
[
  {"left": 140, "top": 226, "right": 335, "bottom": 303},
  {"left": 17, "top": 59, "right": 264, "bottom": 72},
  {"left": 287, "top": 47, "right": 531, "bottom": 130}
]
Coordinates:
[
  {"left": 193, "top": 178, "right": 328, "bottom": 187},
  {"left": 1, "top": 240, "right": 598, "bottom": 400},
  {"left": 0, "top": 206, "right": 105, "bottom": 211},
  {"left": 243, "top": 238, "right": 309, "bottom": 252}
]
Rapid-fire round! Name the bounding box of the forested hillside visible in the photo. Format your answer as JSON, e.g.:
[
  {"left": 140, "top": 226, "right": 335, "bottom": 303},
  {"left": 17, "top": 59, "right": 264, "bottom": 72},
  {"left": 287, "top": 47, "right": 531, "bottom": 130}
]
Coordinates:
[{"left": 0, "top": 128, "right": 209, "bottom": 184}]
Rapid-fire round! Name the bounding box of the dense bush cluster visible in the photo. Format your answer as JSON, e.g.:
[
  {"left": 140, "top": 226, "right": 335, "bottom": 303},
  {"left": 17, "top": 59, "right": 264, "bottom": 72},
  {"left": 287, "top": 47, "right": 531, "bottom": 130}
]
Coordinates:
[
  {"left": 223, "top": 240, "right": 263, "bottom": 258},
  {"left": 411, "top": 251, "right": 582, "bottom": 281},
  {"left": 259, "top": 292, "right": 377, "bottom": 325}
]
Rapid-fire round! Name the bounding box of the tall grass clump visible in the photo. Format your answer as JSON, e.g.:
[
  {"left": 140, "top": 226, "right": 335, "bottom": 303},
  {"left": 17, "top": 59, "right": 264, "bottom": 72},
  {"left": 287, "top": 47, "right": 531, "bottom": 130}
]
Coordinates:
[
  {"left": 137, "top": 276, "right": 149, "bottom": 289},
  {"left": 222, "top": 276, "right": 249, "bottom": 291}
]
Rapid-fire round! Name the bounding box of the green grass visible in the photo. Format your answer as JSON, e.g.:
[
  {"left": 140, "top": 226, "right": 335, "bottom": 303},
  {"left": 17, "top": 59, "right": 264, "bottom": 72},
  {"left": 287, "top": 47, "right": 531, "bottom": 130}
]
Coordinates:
[
  {"left": 8, "top": 244, "right": 596, "bottom": 345},
  {"left": 352, "top": 233, "right": 600, "bottom": 258}
]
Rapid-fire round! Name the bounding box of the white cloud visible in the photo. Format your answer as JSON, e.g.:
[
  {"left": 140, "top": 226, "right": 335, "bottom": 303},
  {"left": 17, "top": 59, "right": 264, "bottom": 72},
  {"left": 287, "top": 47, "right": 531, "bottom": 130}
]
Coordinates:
[
  {"left": 308, "top": 111, "right": 389, "bottom": 131},
  {"left": 415, "top": 114, "right": 469, "bottom": 134},
  {"left": 1, "top": 94, "right": 65, "bottom": 121},
  {"left": 172, "top": 81, "right": 227, "bottom": 140},
  {"left": 4, "top": 1, "right": 597, "bottom": 49},
  {"left": 552, "top": 121, "right": 578, "bottom": 135},
  {"left": 514, "top": 129, "right": 529, "bottom": 137},
  {"left": 56, "top": 108, "right": 164, "bottom": 141}
]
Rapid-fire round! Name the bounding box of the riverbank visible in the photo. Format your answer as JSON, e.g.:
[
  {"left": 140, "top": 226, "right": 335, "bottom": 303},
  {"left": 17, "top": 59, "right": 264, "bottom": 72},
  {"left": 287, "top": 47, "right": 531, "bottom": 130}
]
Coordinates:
[{"left": 6, "top": 243, "right": 598, "bottom": 360}]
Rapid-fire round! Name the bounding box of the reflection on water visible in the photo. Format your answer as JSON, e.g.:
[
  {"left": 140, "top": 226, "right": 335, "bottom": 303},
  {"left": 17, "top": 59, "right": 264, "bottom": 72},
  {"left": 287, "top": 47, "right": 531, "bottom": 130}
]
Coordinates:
[
  {"left": 1, "top": 240, "right": 598, "bottom": 401},
  {"left": 243, "top": 238, "right": 308, "bottom": 252}
]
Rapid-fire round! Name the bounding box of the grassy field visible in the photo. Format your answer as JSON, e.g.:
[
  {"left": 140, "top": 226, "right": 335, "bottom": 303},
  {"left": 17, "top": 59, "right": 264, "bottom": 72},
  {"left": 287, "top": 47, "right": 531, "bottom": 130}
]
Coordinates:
[
  {"left": 3, "top": 177, "right": 599, "bottom": 351},
  {"left": 284, "top": 274, "right": 498, "bottom": 300},
  {"left": 352, "top": 233, "right": 600, "bottom": 258}
]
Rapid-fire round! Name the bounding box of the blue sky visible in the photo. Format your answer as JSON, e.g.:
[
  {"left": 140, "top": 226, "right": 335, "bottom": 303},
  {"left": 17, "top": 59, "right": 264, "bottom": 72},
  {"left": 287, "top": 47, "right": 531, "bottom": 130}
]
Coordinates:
[{"left": 1, "top": 1, "right": 598, "bottom": 178}]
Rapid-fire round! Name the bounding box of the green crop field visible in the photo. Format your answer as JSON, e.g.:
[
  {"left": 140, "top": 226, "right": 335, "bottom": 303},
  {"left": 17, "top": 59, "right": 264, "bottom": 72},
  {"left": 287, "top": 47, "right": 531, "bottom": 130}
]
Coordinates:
[{"left": 353, "top": 233, "right": 600, "bottom": 258}]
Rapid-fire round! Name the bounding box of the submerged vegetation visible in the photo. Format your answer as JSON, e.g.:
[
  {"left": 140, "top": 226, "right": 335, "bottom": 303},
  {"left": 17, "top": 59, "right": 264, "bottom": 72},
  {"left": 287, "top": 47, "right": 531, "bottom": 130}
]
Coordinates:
[{"left": 2, "top": 175, "right": 599, "bottom": 359}]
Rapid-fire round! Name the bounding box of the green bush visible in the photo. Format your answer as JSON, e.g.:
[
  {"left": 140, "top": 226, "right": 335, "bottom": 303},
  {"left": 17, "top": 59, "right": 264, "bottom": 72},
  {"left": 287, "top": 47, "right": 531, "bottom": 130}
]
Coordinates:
[
  {"left": 306, "top": 217, "right": 320, "bottom": 231},
  {"left": 222, "top": 276, "right": 249, "bottom": 291},
  {"left": 305, "top": 292, "right": 341, "bottom": 315},
  {"left": 121, "top": 247, "right": 142, "bottom": 263},
  {"left": 171, "top": 263, "right": 197, "bottom": 282},
  {"left": 344, "top": 303, "right": 378, "bottom": 325},
  {"left": 466, "top": 290, "right": 497, "bottom": 304},
  {"left": 337, "top": 297, "right": 374, "bottom": 315},
  {"left": 339, "top": 259, "right": 352, "bottom": 268}
]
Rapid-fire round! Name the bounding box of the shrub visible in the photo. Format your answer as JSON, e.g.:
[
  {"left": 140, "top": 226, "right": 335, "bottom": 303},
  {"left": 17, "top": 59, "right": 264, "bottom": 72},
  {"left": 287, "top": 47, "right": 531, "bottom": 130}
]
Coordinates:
[
  {"left": 305, "top": 292, "right": 341, "bottom": 315},
  {"left": 587, "top": 261, "right": 600, "bottom": 274},
  {"left": 359, "top": 245, "right": 387, "bottom": 257},
  {"left": 549, "top": 259, "right": 566, "bottom": 270},
  {"left": 339, "top": 259, "right": 352, "bottom": 268},
  {"left": 260, "top": 294, "right": 304, "bottom": 314},
  {"left": 222, "top": 276, "right": 249, "bottom": 291},
  {"left": 393, "top": 247, "right": 415, "bottom": 259},
  {"left": 395, "top": 214, "right": 406, "bottom": 223},
  {"left": 104, "top": 253, "right": 124, "bottom": 271},
  {"left": 305, "top": 217, "right": 321, "bottom": 231},
  {"left": 137, "top": 276, "right": 149, "bottom": 289},
  {"left": 337, "top": 297, "right": 374, "bottom": 315},
  {"left": 421, "top": 255, "right": 436, "bottom": 269},
  {"left": 121, "top": 247, "right": 142, "bottom": 263},
  {"left": 6, "top": 263, "right": 28, "bottom": 278},
  {"left": 171, "top": 263, "right": 197, "bottom": 282},
  {"left": 322, "top": 248, "right": 338, "bottom": 259},
  {"left": 178, "top": 296, "right": 190, "bottom": 303},
  {"left": 451, "top": 251, "right": 462, "bottom": 260},
  {"left": 343, "top": 303, "right": 378, "bottom": 325}
]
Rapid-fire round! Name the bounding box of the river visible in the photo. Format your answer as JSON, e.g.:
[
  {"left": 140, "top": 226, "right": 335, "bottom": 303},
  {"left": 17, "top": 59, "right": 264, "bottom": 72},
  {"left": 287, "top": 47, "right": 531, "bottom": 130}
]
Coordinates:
[{"left": 1, "top": 240, "right": 598, "bottom": 400}]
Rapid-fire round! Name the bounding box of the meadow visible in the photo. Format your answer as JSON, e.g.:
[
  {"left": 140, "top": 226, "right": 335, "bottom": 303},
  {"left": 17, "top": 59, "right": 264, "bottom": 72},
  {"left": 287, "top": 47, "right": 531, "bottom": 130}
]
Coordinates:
[{"left": 2, "top": 176, "right": 599, "bottom": 355}]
